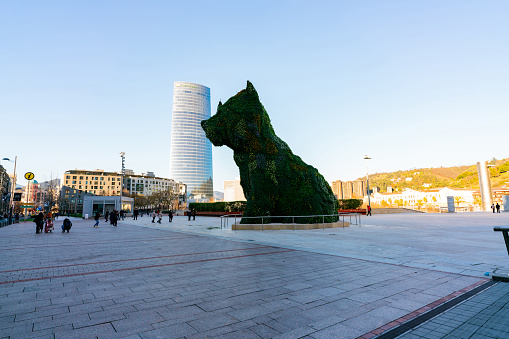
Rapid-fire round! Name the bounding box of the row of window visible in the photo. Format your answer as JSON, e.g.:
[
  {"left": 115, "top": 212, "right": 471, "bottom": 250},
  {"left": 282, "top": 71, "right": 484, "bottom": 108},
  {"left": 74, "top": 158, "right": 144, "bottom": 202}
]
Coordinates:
[{"left": 66, "top": 175, "right": 120, "bottom": 181}]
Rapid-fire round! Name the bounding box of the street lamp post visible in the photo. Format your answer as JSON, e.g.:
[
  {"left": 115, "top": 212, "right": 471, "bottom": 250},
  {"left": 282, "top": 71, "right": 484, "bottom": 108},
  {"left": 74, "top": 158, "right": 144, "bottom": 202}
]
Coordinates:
[
  {"left": 364, "top": 155, "right": 371, "bottom": 215},
  {"left": 120, "top": 152, "right": 125, "bottom": 212},
  {"left": 2, "top": 157, "right": 17, "bottom": 224}
]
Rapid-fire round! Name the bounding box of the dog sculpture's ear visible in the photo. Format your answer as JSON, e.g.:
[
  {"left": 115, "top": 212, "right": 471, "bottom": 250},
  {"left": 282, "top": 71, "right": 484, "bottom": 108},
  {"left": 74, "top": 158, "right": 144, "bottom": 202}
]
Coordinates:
[{"left": 246, "top": 81, "right": 255, "bottom": 93}]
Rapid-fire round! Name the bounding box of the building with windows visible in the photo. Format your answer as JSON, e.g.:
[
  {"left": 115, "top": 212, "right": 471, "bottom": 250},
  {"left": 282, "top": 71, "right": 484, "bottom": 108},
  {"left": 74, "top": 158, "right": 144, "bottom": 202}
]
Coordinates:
[
  {"left": 58, "top": 186, "right": 95, "bottom": 216},
  {"left": 169, "top": 81, "right": 213, "bottom": 202},
  {"left": 371, "top": 187, "right": 475, "bottom": 209},
  {"left": 224, "top": 178, "right": 246, "bottom": 202},
  {"left": 0, "top": 165, "right": 11, "bottom": 216},
  {"left": 331, "top": 180, "right": 367, "bottom": 199},
  {"left": 62, "top": 169, "right": 122, "bottom": 196},
  {"left": 123, "top": 170, "right": 186, "bottom": 205}
]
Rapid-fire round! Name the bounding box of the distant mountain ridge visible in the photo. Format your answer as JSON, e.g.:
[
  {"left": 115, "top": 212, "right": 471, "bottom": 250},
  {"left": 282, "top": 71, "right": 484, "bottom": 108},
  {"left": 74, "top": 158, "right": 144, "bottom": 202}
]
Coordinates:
[{"left": 358, "top": 158, "right": 509, "bottom": 193}]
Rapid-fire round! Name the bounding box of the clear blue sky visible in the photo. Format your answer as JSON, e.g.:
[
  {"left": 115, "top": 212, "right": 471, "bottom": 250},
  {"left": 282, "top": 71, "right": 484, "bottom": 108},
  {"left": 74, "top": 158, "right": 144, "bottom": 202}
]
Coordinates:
[{"left": 1, "top": 1, "right": 508, "bottom": 190}]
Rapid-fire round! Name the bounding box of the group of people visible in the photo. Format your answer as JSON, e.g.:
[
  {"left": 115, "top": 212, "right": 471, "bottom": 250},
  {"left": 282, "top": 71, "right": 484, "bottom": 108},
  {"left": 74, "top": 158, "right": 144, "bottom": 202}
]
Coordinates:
[
  {"left": 93, "top": 209, "right": 122, "bottom": 227},
  {"left": 34, "top": 212, "right": 71, "bottom": 234},
  {"left": 491, "top": 203, "right": 502, "bottom": 213},
  {"left": 91, "top": 208, "right": 196, "bottom": 226}
]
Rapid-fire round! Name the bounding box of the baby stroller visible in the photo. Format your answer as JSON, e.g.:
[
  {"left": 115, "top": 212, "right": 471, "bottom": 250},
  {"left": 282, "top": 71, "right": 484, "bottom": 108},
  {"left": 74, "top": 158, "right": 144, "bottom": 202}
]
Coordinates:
[{"left": 44, "top": 218, "right": 54, "bottom": 233}]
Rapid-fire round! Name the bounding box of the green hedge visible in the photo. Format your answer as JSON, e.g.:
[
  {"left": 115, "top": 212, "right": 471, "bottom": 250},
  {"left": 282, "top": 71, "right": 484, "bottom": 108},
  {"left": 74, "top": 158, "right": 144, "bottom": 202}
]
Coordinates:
[
  {"left": 337, "top": 199, "right": 363, "bottom": 210},
  {"left": 190, "top": 199, "right": 362, "bottom": 215},
  {"left": 189, "top": 201, "right": 247, "bottom": 212}
]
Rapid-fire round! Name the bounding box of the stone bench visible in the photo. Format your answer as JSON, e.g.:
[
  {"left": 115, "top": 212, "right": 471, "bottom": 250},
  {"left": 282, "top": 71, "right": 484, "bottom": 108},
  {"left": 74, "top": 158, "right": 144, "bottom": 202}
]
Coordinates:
[{"left": 493, "top": 227, "right": 509, "bottom": 256}]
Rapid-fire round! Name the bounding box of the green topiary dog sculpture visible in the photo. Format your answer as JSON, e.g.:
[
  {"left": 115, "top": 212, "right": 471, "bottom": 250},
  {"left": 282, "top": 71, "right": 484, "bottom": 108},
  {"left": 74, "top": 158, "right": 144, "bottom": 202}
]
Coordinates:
[{"left": 201, "top": 81, "right": 337, "bottom": 223}]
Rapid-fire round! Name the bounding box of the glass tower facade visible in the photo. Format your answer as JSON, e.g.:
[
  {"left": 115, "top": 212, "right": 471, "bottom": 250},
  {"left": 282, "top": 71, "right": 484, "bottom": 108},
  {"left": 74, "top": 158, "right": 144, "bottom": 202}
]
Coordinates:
[{"left": 169, "top": 81, "right": 213, "bottom": 202}]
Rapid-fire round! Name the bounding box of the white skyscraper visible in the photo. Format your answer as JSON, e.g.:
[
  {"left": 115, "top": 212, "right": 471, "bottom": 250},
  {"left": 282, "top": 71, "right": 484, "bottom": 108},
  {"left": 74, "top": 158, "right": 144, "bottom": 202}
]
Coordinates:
[{"left": 169, "top": 81, "right": 213, "bottom": 202}]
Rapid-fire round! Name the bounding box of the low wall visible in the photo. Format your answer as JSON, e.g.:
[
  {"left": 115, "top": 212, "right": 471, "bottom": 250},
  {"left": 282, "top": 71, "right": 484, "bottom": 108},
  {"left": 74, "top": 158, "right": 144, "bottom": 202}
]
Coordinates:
[
  {"left": 232, "top": 221, "right": 349, "bottom": 230},
  {"left": 193, "top": 211, "right": 242, "bottom": 217},
  {"left": 339, "top": 209, "right": 366, "bottom": 215},
  {"left": 372, "top": 208, "right": 424, "bottom": 214}
]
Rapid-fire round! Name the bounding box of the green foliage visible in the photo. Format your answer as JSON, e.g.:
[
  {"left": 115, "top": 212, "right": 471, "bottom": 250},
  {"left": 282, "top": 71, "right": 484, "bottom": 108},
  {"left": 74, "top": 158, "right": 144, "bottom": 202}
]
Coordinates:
[
  {"left": 499, "top": 162, "right": 509, "bottom": 173},
  {"left": 337, "top": 199, "right": 363, "bottom": 210},
  {"left": 364, "top": 158, "right": 509, "bottom": 191},
  {"left": 201, "top": 81, "right": 337, "bottom": 224},
  {"left": 456, "top": 170, "right": 476, "bottom": 180},
  {"left": 189, "top": 201, "right": 246, "bottom": 213}
]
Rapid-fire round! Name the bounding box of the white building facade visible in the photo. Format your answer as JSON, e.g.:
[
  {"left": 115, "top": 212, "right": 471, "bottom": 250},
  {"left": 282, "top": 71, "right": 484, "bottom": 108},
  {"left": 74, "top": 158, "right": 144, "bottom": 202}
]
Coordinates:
[
  {"left": 371, "top": 187, "right": 475, "bottom": 208},
  {"left": 124, "top": 172, "right": 186, "bottom": 198},
  {"left": 224, "top": 178, "right": 246, "bottom": 202}
]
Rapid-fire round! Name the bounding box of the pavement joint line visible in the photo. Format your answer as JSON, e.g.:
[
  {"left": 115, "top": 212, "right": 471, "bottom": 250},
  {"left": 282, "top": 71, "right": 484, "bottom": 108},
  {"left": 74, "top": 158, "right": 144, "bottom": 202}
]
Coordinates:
[
  {"left": 132, "top": 223, "right": 490, "bottom": 281},
  {"left": 359, "top": 279, "right": 496, "bottom": 339},
  {"left": 0, "top": 245, "right": 275, "bottom": 273},
  {"left": 0, "top": 249, "right": 295, "bottom": 285},
  {"left": 0, "top": 233, "right": 193, "bottom": 247},
  {"left": 0, "top": 235, "right": 199, "bottom": 250}
]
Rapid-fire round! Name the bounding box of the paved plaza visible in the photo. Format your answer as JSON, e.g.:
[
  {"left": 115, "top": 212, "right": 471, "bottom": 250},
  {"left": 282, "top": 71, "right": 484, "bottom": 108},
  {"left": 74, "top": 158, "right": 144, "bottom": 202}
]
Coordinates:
[{"left": 0, "top": 213, "right": 508, "bottom": 338}]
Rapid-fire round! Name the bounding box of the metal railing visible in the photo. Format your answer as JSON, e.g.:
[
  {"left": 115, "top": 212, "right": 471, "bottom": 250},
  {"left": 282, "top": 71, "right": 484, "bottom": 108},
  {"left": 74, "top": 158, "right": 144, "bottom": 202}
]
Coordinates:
[{"left": 220, "top": 213, "right": 361, "bottom": 231}]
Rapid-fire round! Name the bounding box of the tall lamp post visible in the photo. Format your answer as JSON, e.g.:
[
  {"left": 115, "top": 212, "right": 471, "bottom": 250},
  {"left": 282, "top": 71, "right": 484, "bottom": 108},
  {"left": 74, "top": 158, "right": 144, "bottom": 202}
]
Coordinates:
[
  {"left": 2, "top": 157, "right": 17, "bottom": 224},
  {"left": 120, "top": 152, "right": 125, "bottom": 212},
  {"left": 364, "top": 155, "right": 371, "bottom": 214}
]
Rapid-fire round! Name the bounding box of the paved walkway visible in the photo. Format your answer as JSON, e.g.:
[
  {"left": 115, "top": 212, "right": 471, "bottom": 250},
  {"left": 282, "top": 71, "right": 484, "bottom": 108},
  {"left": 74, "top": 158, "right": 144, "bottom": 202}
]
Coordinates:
[
  {"left": 123, "top": 212, "right": 509, "bottom": 277},
  {"left": 0, "top": 213, "right": 507, "bottom": 338}
]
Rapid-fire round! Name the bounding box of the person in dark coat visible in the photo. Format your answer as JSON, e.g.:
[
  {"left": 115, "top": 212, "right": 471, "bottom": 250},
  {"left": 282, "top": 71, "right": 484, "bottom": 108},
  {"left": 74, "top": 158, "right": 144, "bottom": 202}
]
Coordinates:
[
  {"left": 110, "top": 210, "right": 118, "bottom": 227},
  {"left": 496, "top": 203, "right": 501, "bottom": 213},
  {"left": 62, "top": 218, "right": 72, "bottom": 233},
  {"left": 105, "top": 210, "right": 109, "bottom": 221},
  {"left": 34, "top": 212, "right": 44, "bottom": 234},
  {"left": 133, "top": 209, "right": 139, "bottom": 220},
  {"left": 168, "top": 210, "right": 173, "bottom": 222},
  {"left": 192, "top": 208, "right": 196, "bottom": 220}
]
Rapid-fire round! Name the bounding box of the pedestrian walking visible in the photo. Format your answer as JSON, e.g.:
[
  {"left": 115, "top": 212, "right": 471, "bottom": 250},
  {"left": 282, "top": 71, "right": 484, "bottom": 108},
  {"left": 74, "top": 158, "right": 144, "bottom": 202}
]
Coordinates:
[
  {"left": 157, "top": 211, "right": 162, "bottom": 224},
  {"left": 491, "top": 204, "right": 496, "bottom": 213},
  {"left": 188, "top": 209, "right": 191, "bottom": 221},
  {"left": 496, "top": 203, "right": 501, "bottom": 213},
  {"left": 105, "top": 210, "right": 109, "bottom": 222},
  {"left": 93, "top": 212, "right": 101, "bottom": 227},
  {"left": 133, "top": 209, "right": 139, "bottom": 220},
  {"left": 168, "top": 210, "right": 173, "bottom": 222},
  {"left": 152, "top": 211, "right": 156, "bottom": 223},
  {"left": 192, "top": 208, "right": 196, "bottom": 220},
  {"left": 120, "top": 210, "right": 125, "bottom": 220},
  {"left": 366, "top": 205, "right": 372, "bottom": 216}
]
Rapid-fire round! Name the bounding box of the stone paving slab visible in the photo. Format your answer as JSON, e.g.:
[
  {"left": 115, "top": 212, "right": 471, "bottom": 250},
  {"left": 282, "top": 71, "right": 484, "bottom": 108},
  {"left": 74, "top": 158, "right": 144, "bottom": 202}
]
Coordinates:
[
  {"left": 397, "top": 281, "right": 509, "bottom": 339},
  {"left": 0, "top": 215, "right": 498, "bottom": 338}
]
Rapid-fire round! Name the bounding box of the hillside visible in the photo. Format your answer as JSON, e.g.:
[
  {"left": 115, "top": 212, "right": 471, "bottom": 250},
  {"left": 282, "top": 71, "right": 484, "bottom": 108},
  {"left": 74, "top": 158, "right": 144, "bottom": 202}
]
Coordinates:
[{"left": 359, "top": 158, "right": 509, "bottom": 192}]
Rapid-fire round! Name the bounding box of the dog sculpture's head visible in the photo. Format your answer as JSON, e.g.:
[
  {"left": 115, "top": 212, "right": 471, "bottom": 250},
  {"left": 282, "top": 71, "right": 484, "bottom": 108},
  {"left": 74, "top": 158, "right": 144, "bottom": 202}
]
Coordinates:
[{"left": 201, "top": 81, "right": 276, "bottom": 153}]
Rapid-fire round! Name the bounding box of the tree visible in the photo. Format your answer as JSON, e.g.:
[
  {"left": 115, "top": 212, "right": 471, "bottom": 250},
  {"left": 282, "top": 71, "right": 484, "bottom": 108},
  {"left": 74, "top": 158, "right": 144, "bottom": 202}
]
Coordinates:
[
  {"left": 41, "top": 175, "right": 60, "bottom": 213},
  {"left": 154, "top": 188, "right": 178, "bottom": 211},
  {"left": 454, "top": 196, "right": 464, "bottom": 207},
  {"left": 432, "top": 196, "right": 437, "bottom": 205},
  {"left": 416, "top": 199, "right": 424, "bottom": 209}
]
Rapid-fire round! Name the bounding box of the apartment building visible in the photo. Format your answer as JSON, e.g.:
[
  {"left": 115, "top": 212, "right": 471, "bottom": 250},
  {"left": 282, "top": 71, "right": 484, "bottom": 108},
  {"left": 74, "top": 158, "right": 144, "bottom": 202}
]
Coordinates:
[{"left": 62, "top": 170, "right": 122, "bottom": 196}]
